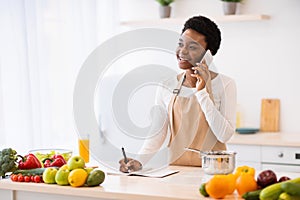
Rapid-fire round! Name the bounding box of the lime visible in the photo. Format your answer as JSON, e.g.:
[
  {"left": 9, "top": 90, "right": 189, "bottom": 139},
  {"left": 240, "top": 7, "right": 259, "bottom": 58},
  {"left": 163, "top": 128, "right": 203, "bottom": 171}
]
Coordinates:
[{"left": 199, "top": 183, "right": 209, "bottom": 197}]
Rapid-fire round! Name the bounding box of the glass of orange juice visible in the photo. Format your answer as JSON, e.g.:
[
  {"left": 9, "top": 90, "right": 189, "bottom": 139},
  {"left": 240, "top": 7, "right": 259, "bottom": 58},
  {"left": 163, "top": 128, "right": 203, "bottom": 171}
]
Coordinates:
[{"left": 78, "top": 134, "right": 89, "bottom": 163}]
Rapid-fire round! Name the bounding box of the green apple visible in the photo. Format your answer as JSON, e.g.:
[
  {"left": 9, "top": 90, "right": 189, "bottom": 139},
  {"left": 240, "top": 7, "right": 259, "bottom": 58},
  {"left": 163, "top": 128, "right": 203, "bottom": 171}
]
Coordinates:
[
  {"left": 67, "top": 155, "right": 85, "bottom": 170},
  {"left": 55, "top": 166, "right": 70, "bottom": 185},
  {"left": 43, "top": 167, "right": 58, "bottom": 184},
  {"left": 59, "top": 164, "right": 69, "bottom": 171},
  {"left": 84, "top": 167, "right": 94, "bottom": 174}
]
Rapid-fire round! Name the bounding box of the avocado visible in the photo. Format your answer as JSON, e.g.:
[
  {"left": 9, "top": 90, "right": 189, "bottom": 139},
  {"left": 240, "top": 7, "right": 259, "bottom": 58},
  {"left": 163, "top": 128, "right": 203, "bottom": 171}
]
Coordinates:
[{"left": 86, "top": 169, "right": 105, "bottom": 187}]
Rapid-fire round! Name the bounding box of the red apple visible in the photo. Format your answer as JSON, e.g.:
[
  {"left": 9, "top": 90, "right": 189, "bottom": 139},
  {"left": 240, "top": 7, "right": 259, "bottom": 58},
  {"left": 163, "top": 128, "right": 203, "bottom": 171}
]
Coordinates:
[
  {"left": 257, "top": 170, "right": 277, "bottom": 188},
  {"left": 278, "top": 176, "right": 291, "bottom": 182}
]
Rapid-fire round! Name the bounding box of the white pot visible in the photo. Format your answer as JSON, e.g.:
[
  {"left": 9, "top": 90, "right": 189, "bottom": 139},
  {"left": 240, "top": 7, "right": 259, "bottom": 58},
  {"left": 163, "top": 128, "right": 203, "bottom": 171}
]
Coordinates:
[
  {"left": 159, "top": 5, "right": 171, "bottom": 18},
  {"left": 222, "top": 2, "right": 237, "bottom": 15}
]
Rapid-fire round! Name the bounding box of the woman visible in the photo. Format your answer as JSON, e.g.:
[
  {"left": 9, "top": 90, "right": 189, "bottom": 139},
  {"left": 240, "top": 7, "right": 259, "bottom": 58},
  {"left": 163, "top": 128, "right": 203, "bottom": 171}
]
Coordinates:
[{"left": 119, "top": 15, "right": 237, "bottom": 172}]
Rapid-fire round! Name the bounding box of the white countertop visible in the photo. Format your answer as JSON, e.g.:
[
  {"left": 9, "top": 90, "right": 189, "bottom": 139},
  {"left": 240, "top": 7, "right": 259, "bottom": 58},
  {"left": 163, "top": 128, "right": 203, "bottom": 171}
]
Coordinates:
[
  {"left": 0, "top": 166, "right": 241, "bottom": 200},
  {"left": 1, "top": 165, "right": 299, "bottom": 200},
  {"left": 228, "top": 132, "right": 300, "bottom": 147}
]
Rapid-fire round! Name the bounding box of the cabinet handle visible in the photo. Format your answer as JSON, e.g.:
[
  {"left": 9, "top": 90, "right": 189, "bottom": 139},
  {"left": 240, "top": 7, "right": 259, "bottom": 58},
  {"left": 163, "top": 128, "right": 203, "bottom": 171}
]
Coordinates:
[
  {"left": 296, "top": 153, "right": 300, "bottom": 159},
  {"left": 278, "top": 152, "right": 284, "bottom": 158}
]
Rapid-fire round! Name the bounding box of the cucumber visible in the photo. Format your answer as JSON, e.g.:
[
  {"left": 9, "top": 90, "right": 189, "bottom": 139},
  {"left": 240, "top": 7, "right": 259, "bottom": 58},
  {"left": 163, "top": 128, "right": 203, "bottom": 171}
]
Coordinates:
[
  {"left": 260, "top": 177, "right": 300, "bottom": 200},
  {"left": 281, "top": 182, "right": 300, "bottom": 196},
  {"left": 242, "top": 189, "right": 262, "bottom": 200},
  {"left": 12, "top": 168, "right": 47, "bottom": 176}
]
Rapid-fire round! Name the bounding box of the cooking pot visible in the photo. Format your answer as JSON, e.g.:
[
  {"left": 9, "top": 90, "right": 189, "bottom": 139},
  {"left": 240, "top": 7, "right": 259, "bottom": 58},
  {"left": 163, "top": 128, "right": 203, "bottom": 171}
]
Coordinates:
[{"left": 185, "top": 148, "right": 236, "bottom": 175}]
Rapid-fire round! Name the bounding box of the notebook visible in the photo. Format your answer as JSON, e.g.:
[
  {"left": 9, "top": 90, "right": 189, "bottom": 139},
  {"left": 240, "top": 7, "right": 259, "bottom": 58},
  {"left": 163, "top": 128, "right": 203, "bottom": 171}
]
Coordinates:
[{"left": 106, "top": 167, "right": 179, "bottom": 178}]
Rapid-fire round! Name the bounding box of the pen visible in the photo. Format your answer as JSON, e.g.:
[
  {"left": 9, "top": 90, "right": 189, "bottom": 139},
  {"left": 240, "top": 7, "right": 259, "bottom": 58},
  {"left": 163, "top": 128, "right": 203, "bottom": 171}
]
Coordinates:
[{"left": 121, "top": 147, "right": 128, "bottom": 164}]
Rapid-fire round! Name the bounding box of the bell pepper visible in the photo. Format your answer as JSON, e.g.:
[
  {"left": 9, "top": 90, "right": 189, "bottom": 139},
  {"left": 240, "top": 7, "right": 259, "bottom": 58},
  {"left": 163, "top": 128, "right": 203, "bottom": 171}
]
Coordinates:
[
  {"left": 43, "top": 154, "right": 66, "bottom": 168},
  {"left": 234, "top": 165, "right": 256, "bottom": 178},
  {"left": 17, "top": 153, "right": 42, "bottom": 169}
]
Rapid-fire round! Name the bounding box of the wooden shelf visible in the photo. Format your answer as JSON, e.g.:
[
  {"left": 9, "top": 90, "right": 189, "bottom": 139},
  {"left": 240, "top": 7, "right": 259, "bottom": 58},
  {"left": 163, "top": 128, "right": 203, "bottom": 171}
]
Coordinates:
[{"left": 121, "top": 14, "right": 270, "bottom": 27}]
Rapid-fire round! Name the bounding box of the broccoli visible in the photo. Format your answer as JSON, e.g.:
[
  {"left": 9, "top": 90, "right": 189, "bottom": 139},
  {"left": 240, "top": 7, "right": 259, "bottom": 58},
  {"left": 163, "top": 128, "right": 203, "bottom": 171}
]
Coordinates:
[{"left": 0, "top": 148, "right": 18, "bottom": 178}]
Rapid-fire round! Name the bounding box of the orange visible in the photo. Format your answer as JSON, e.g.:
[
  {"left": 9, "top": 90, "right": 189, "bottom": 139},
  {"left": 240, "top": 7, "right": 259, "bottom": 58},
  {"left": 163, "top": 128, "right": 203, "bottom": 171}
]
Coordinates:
[
  {"left": 226, "top": 174, "right": 236, "bottom": 195},
  {"left": 236, "top": 173, "right": 257, "bottom": 196},
  {"left": 206, "top": 174, "right": 231, "bottom": 199}
]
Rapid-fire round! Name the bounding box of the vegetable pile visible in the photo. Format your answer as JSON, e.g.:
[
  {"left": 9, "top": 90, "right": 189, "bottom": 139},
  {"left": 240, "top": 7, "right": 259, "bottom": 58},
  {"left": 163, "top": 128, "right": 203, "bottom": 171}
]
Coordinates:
[
  {"left": 0, "top": 148, "right": 18, "bottom": 177},
  {"left": 199, "top": 165, "right": 300, "bottom": 200},
  {"left": 0, "top": 147, "right": 68, "bottom": 179},
  {"left": 1, "top": 148, "right": 106, "bottom": 188}
]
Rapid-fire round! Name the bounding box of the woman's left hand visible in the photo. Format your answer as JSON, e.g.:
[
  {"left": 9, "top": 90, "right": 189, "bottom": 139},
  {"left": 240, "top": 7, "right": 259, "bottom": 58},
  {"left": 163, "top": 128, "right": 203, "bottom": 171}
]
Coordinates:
[{"left": 191, "top": 61, "right": 211, "bottom": 91}]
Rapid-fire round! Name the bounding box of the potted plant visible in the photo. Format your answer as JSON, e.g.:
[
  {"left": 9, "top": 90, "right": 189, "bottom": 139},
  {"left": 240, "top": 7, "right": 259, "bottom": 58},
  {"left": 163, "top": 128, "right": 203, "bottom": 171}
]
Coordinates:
[
  {"left": 155, "top": 0, "right": 174, "bottom": 18},
  {"left": 220, "top": 0, "right": 242, "bottom": 15}
]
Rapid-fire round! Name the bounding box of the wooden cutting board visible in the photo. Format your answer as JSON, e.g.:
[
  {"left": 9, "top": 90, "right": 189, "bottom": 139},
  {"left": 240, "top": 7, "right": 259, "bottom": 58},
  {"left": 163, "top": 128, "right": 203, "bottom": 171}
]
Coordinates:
[{"left": 260, "top": 99, "right": 280, "bottom": 132}]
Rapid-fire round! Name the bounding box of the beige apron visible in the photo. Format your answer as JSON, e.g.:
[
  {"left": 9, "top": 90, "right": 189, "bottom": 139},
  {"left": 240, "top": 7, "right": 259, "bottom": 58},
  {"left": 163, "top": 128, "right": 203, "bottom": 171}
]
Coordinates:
[{"left": 168, "top": 73, "right": 226, "bottom": 166}]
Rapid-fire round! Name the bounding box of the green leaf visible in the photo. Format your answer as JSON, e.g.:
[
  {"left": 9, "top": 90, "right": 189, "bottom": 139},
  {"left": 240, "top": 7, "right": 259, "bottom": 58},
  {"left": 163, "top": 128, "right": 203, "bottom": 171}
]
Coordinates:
[
  {"left": 220, "top": 0, "right": 242, "bottom": 2},
  {"left": 156, "top": 0, "right": 174, "bottom": 6}
]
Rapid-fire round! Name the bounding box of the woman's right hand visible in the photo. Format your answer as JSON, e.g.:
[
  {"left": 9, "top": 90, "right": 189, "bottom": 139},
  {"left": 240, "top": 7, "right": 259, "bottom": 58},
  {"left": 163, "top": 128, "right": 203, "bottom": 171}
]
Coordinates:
[{"left": 119, "top": 158, "right": 142, "bottom": 173}]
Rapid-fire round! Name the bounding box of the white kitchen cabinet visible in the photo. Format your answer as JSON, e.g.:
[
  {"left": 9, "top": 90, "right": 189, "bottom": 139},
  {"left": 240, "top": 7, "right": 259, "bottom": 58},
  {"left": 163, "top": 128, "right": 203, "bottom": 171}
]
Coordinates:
[
  {"left": 261, "top": 146, "right": 300, "bottom": 165},
  {"left": 0, "top": 189, "right": 12, "bottom": 199},
  {"left": 227, "top": 132, "right": 300, "bottom": 172},
  {"left": 261, "top": 146, "right": 300, "bottom": 173},
  {"left": 227, "top": 144, "right": 262, "bottom": 170}
]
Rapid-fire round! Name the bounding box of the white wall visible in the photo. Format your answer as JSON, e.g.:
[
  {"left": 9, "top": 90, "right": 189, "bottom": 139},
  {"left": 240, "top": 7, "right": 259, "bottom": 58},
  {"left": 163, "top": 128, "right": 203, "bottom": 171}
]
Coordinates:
[{"left": 118, "top": 0, "right": 300, "bottom": 133}]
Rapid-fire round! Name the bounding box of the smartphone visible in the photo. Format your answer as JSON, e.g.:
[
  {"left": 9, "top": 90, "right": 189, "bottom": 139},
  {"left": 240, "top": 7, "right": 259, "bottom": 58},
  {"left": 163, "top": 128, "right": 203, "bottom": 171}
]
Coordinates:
[{"left": 195, "top": 50, "right": 213, "bottom": 68}]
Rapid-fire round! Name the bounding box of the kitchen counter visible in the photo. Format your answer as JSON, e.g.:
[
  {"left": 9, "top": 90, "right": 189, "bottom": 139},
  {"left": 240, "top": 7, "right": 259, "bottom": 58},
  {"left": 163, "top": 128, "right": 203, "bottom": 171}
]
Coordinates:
[
  {"left": 1, "top": 166, "right": 300, "bottom": 200},
  {"left": 228, "top": 132, "right": 300, "bottom": 147},
  {"left": 0, "top": 166, "right": 238, "bottom": 200}
]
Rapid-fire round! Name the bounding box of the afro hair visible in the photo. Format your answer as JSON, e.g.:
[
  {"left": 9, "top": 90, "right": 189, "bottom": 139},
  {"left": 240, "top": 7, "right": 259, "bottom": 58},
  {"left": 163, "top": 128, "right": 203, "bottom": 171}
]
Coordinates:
[{"left": 182, "top": 15, "right": 221, "bottom": 55}]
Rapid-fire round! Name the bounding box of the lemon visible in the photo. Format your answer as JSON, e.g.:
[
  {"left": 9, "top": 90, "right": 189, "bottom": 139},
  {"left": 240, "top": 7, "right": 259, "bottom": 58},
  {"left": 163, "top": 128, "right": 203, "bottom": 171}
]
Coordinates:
[{"left": 68, "top": 168, "right": 88, "bottom": 187}]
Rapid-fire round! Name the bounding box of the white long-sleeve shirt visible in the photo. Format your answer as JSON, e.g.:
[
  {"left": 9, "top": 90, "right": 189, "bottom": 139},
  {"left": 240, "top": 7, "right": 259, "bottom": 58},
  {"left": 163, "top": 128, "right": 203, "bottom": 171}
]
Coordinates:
[{"left": 139, "top": 73, "right": 237, "bottom": 159}]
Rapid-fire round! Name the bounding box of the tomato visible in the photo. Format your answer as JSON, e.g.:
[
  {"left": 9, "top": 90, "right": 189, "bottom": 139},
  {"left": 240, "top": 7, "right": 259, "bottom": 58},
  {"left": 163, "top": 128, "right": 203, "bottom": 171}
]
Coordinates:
[
  {"left": 17, "top": 174, "right": 24, "bottom": 182},
  {"left": 24, "top": 176, "right": 30, "bottom": 182},
  {"left": 30, "top": 175, "right": 35, "bottom": 182},
  {"left": 40, "top": 175, "right": 44, "bottom": 183},
  {"left": 34, "top": 175, "right": 41, "bottom": 183},
  {"left": 11, "top": 174, "right": 18, "bottom": 182}
]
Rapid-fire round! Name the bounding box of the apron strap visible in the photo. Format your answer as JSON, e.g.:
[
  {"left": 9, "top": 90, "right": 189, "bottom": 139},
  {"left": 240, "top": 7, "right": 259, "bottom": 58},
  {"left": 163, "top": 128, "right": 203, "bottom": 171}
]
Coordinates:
[
  {"left": 168, "top": 73, "right": 185, "bottom": 146},
  {"left": 172, "top": 73, "right": 186, "bottom": 96}
]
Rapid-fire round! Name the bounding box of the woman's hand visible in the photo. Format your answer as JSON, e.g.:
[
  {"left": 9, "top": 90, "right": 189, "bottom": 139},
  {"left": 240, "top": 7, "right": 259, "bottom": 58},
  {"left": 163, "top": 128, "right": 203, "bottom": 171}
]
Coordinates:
[
  {"left": 119, "top": 158, "right": 142, "bottom": 173},
  {"left": 191, "top": 61, "right": 211, "bottom": 91}
]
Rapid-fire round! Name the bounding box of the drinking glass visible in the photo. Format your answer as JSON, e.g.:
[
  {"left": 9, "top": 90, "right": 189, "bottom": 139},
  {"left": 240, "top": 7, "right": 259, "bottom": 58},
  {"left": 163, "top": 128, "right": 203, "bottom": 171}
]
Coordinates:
[{"left": 78, "top": 134, "right": 90, "bottom": 163}]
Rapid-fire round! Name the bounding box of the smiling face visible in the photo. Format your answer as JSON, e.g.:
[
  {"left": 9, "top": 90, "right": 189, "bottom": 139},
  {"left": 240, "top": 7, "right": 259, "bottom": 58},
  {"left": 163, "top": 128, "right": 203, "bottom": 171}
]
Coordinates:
[{"left": 176, "top": 29, "right": 208, "bottom": 70}]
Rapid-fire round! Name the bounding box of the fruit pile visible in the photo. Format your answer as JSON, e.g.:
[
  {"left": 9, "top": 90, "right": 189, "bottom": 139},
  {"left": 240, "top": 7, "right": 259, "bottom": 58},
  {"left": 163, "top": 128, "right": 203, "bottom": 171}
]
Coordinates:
[
  {"left": 9, "top": 154, "right": 105, "bottom": 187},
  {"left": 199, "top": 165, "right": 300, "bottom": 200},
  {"left": 42, "top": 155, "right": 105, "bottom": 187}
]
